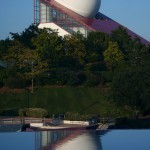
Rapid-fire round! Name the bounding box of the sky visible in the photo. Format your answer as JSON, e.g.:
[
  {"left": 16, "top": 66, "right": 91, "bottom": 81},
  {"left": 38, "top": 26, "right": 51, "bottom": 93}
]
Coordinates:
[{"left": 0, "top": 0, "right": 150, "bottom": 41}]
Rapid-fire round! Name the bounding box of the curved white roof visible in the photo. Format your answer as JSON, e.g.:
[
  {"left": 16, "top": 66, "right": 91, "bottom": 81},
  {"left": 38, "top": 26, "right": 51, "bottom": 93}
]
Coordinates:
[{"left": 55, "top": 0, "right": 101, "bottom": 18}]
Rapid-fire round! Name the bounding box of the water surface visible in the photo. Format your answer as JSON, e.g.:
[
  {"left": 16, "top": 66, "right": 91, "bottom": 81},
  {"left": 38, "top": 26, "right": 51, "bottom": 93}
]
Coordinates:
[{"left": 0, "top": 129, "right": 150, "bottom": 150}]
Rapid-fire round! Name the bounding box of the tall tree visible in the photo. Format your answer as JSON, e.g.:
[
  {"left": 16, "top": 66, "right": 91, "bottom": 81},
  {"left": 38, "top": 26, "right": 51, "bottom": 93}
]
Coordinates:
[
  {"left": 32, "top": 28, "right": 63, "bottom": 68},
  {"left": 85, "top": 31, "right": 109, "bottom": 63},
  {"left": 5, "top": 39, "right": 48, "bottom": 91},
  {"left": 111, "top": 41, "right": 150, "bottom": 115},
  {"left": 111, "top": 26, "right": 134, "bottom": 55},
  {"left": 10, "top": 24, "right": 39, "bottom": 48},
  {"left": 0, "top": 38, "right": 11, "bottom": 59},
  {"left": 103, "top": 41, "right": 124, "bottom": 70},
  {"left": 63, "top": 33, "right": 86, "bottom": 70}
]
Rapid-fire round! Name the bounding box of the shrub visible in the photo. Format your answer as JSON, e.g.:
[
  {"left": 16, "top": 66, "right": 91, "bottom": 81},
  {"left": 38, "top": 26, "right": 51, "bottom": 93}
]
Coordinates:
[
  {"left": 26, "top": 108, "right": 48, "bottom": 118},
  {"left": 101, "top": 71, "right": 113, "bottom": 83},
  {"left": 65, "top": 112, "right": 91, "bottom": 121},
  {"left": 18, "top": 108, "right": 28, "bottom": 117},
  {"left": 66, "top": 72, "right": 80, "bottom": 86},
  {"left": 66, "top": 71, "right": 86, "bottom": 86},
  {"left": 76, "top": 72, "right": 87, "bottom": 85},
  {"left": 84, "top": 73, "right": 100, "bottom": 86},
  {"left": 85, "top": 62, "right": 107, "bottom": 72}
]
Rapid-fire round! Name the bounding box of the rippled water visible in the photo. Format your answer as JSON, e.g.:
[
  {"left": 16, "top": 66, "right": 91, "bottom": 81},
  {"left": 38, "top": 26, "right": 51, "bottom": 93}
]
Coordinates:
[{"left": 0, "top": 129, "right": 150, "bottom": 150}]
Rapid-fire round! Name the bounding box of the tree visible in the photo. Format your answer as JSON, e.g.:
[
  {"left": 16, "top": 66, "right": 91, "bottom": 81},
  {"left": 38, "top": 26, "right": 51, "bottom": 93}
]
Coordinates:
[
  {"left": 110, "top": 26, "right": 134, "bottom": 55},
  {"left": 4, "top": 39, "right": 48, "bottom": 91},
  {"left": 0, "top": 38, "right": 11, "bottom": 59},
  {"left": 111, "top": 40, "right": 150, "bottom": 115},
  {"left": 63, "top": 33, "right": 86, "bottom": 70},
  {"left": 32, "top": 28, "right": 63, "bottom": 68},
  {"left": 112, "top": 65, "right": 150, "bottom": 115},
  {"left": 10, "top": 24, "right": 39, "bottom": 48},
  {"left": 85, "top": 31, "right": 109, "bottom": 63},
  {"left": 103, "top": 41, "right": 124, "bottom": 70}
]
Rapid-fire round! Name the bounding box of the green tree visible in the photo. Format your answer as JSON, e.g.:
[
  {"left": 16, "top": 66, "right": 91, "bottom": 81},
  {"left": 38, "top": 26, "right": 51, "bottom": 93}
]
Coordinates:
[
  {"left": 103, "top": 41, "right": 124, "bottom": 70},
  {"left": 111, "top": 38, "right": 150, "bottom": 114},
  {"left": 111, "top": 65, "right": 150, "bottom": 115},
  {"left": 85, "top": 31, "right": 109, "bottom": 63},
  {"left": 0, "top": 38, "right": 11, "bottom": 59},
  {"left": 63, "top": 33, "right": 86, "bottom": 70},
  {"left": 4, "top": 39, "right": 48, "bottom": 91},
  {"left": 32, "top": 28, "right": 63, "bottom": 68},
  {"left": 111, "top": 26, "right": 134, "bottom": 55},
  {"left": 10, "top": 24, "right": 39, "bottom": 48}
]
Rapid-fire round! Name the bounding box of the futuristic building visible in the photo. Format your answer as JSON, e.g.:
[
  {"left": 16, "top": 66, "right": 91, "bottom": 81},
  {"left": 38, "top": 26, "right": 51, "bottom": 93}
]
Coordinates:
[{"left": 34, "top": 0, "right": 149, "bottom": 45}]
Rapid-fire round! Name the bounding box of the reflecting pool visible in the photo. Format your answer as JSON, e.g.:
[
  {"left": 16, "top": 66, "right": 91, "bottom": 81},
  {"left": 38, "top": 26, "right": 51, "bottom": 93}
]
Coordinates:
[{"left": 0, "top": 130, "right": 150, "bottom": 150}]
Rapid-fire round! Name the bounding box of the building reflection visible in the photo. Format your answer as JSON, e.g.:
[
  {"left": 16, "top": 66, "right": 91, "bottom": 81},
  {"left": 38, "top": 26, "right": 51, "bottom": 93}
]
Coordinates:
[{"left": 34, "top": 129, "right": 106, "bottom": 150}]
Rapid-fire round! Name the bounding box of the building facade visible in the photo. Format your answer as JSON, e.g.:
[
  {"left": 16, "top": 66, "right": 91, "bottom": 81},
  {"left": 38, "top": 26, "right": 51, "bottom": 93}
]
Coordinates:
[{"left": 34, "top": 0, "right": 149, "bottom": 44}]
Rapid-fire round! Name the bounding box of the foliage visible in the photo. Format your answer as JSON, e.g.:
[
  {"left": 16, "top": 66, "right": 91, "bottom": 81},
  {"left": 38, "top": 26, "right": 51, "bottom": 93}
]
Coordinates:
[
  {"left": 111, "top": 65, "right": 150, "bottom": 114},
  {"left": 25, "top": 108, "right": 48, "bottom": 118},
  {"left": 18, "top": 108, "right": 28, "bottom": 116},
  {"left": 84, "top": 72, "right": 101, "bottom": 86},
  {"left": 63, "top": 33, "right": 86, "bottom": 69},
  {"left": 85, "top": 32, "right": 109, "bottom": 63},
  {"left": 103, "top": 41, "right": 124, "bottom": 70},
  {"left": 65, "top": 112, "right": 91, "bottom": 121},
  {"left": 19, "top": 108, "right": 48, "bottom": 118},
  {"left": 0, "top": 38, "right": 11, "bottom": 59},
  {"left": 110, "top": 26, "right": 134, "bottom": 54},
  {"left": 4, "top": 77, "right": 26, "bottom": 89},
  {"left": 0, "top": 87, "right": 113, "bottom": 117},
  {"left": 10, "top": 24, "right": 39, "bottom": 48},
  {"left": 0, "top": 24, "right": 150, "bottom": 116}
]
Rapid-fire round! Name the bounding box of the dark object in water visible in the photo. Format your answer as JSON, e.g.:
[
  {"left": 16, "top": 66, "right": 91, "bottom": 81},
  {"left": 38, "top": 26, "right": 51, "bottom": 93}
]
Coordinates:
[
  {"left": 21, "top": 124, "right": 30, "bottom": 131},
  {"left": 86, "top": 124, "right": 99, "bottom": 130}
]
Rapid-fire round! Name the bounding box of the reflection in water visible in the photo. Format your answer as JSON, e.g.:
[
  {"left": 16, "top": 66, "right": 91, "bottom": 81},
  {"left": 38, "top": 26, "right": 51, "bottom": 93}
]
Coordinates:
[
  {"left": 0, "top": 130, "right": 150, "bottom": 150},
  {"left": 35, "top": 130, "right": 103, "bottom": 150}
]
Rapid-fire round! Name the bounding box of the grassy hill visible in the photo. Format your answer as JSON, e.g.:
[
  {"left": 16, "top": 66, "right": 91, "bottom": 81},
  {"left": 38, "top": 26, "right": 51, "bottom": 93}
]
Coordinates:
[{"left": 0, "top": 86, "right": 131, "bottom": 117}]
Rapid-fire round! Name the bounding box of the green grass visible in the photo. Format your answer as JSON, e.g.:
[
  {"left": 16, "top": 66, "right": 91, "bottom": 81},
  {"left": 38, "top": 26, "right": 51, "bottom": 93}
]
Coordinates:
[{"left": 0, "top": 86, "right": 131, "bottom": 117}]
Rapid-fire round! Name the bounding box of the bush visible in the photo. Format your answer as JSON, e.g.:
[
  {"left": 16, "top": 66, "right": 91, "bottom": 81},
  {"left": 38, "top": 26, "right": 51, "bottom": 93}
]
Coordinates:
[
  {"left": 76, "top": 72, "right": 87, "bottom": 85},
  {"left": 66, "top": 72, "right": 80, "bottom": 86},
  {"left": 84, "top": 73, "right": 101, "bottom": 86},
  {"left": 26, "top": 108, "right": 48, "bottom": 118},
  {"left": 38, "top": 68, "right": 70, "bottom": 86},
  {"left": 101, "top": 71, "right": 113, "bottom": 83},
  {"left": 85, "top": 62, "right": 107, "bottom": 72},
  {"left": 66, "top": 71, "right": 87, "bottom": 86},
  {"left": 65, "top": 112, "right": 91, "bottom": 121},
  {"left": 18, "top": 108, "right": 28, "bottom": 117}
]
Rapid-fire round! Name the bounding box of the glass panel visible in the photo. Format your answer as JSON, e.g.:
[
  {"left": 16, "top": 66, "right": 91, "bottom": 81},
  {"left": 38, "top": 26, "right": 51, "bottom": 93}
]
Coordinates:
[{"left": 35, "top": 1, "right": 92, "bottom": 36}]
